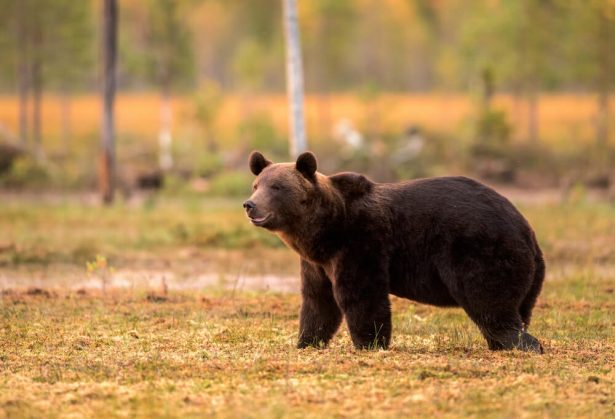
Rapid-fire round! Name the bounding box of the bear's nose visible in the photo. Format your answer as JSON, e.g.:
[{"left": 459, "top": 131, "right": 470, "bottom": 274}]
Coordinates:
[{"left": 243, "top": 200, "right": 256, "bottom": 211}]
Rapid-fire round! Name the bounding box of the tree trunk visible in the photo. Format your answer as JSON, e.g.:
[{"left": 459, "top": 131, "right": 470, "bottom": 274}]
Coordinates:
[
  {"left": 159, "top": 84, "right": 173, "bottom": 171},
  {"left": 16, "top": 0, "right": 29, "bottom": 147},
  {"left": 100, "top": 0, "right": 118, "bottom": 204},
  {"left": 480, "top": 67, "right": 494, "bottom": 112},
  {"left": 282, "top": 0, "right": 307, "bottom": 158},
  {"left": 596, "top": 10, "right": 610, "bottom": 146}
]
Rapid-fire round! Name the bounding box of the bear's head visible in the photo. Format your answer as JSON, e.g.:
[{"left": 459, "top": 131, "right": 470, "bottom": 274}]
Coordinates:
[
  {"left": 245, "top": 151, "right": 375, "bottom": 260},
  {"left": 243, "top": 150, "right": 321, "bottom": 232}
]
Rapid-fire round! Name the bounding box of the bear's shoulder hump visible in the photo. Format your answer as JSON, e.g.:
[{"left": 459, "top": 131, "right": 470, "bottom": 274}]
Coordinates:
[{"left": 329, "top": 172, "right": 373, "bottom": 199}]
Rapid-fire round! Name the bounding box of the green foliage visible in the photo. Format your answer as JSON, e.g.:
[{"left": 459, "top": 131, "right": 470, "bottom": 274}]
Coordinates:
[
  {"left": 207, "top": 171, "right": 252, "bottom": 197},
  {"left": 120, "top": 0, "right": 196, "bottom": 92},
  {"left": 192, "top": 80, "right": 223, "bottom": 142},
  {"left": 0, "top": 0, "right": 611, "bottom": 95},
  {"left": 148, "top": 0, "right": 196, "bottom": 90},
  {"left": 0, "top": 0, "right": 19, "bottom": 88},
  {"left": 0, "top": 155, "right": 50, "bottom": 188},
  {"left": 196, "top": 153, "right": 224, "bottom": 178},
  {"left": 556, "top": 0, "right": 615, "bottom": 88},
  {"left": 238, "top": 113, "right": 288, "bottom": 160},
  {"left": 471, "top": 109, "right": 512, "bottom": 158},
  {"left": 45, "top": 0, "right": 94, "bottom": 91},
  {"left": 231, "top": 38, "right": 267, "bottom": 91},
  {"left": 0, "top": 0, "right": 93, "bottom": 91},
  {"left": 0, "top": 143, "right": 22, "bottom": 175},
  {"left": 459, "top": 0, "right": 568, "bottom": 91},
  {"left": 303, "top": 0, "right": 357, "bottom": 90}
]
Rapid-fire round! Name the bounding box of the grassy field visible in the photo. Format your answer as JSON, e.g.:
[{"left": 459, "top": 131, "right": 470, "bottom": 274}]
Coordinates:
[{"left": 0, "top": 193, "right": 614, "bottom": 417}]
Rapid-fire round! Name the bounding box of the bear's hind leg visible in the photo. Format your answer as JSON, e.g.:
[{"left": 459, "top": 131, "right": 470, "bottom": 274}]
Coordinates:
[
  {"left": 467, "top": 309, "right": 543, "bottom": 354},
  {"left": 519, "top": 255, "right": 545, "bottom": 331},
  {"left": 297, "top": 260, "right": 343, "bottom": 349}
]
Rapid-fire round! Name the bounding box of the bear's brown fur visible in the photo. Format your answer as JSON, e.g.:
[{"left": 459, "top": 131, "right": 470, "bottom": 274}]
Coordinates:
[{"left": 244, "top": 151, "right": 544, "bottom": 352}]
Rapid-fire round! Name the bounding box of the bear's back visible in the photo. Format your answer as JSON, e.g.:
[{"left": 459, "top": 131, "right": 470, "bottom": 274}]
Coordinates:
[{"left": 372, "top": 176, "right": 535, "bottom": 249}]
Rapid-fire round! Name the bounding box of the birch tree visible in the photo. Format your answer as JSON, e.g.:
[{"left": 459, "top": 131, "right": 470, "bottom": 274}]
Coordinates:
[
  {"left": 148, "top": 0, "right": 195, "bottom": 172},
  {"left": 282, "top": 0, "right": 307, "bottom": 158}
]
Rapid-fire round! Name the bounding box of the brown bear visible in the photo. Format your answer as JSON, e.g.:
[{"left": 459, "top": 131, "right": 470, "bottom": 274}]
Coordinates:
[{"left": 244, "top": 151, "right": 544, "bottom": 353}]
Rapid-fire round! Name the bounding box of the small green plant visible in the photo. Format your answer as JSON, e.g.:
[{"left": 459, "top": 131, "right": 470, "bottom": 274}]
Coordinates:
[
  {"left": 86, "top": 255, "right": 114, "bottom": 295},
  {"left": 472, "top": 109, "right": 511, "bottom": 159}
]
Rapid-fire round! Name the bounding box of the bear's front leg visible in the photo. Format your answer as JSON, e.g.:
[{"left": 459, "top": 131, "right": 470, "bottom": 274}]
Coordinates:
[
  {"left": 297, "top": 259, "right": 343, "bottom": 348},
  {"left": 333, "top": 258, "right": 392, "bottom": 349}
]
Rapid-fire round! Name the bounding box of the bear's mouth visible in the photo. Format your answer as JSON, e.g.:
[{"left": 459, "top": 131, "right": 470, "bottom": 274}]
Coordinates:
[{"left": 249, "top": 213, "right": 271, "bottom": 226}]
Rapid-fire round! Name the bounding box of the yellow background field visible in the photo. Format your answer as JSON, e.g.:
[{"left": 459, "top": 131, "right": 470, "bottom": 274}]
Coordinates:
[{"left": 0, "top": 93, "right": 612, "bottom": 152}]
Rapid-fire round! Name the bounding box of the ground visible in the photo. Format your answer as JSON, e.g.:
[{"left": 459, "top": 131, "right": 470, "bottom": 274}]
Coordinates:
[{"left": 0, "top": 192, "right": 614, "bottom": 417}]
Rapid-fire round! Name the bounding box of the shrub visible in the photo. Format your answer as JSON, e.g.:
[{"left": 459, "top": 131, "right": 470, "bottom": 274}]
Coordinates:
[
  {"left": 239, "top": 113, "right": 288, "bottom": 160},
  {"left": 197, "top": 153, "right": 224, "bottom": 178},
  {"left": 471, "top": 109, "right": 511, "bottom": 159},
  {"left": 0, "top": 155, "right": 51, "bottom": 188},
  {"left": 208, "top": 171, "right": 252, "bottom": 197}
]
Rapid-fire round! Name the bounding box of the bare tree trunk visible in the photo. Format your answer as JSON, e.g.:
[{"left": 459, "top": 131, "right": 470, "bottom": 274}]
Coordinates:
[
  {"left": 480, "top": 67, "right": 494, "bottom": 112},
  {"left": 596, "top": 11, "right": 611, "bottom": 146},
  {"left": 282, "top": 0, "right": 307, "bottom": 158},
  {"left": 100, "top": 0, "right": 118, "bottom": 204},
  {"left": 159, "top": 83, "right": 173, "bottom": 172},
  {"left": 16, "top": 0, "right": 29, "bottom": 147}
]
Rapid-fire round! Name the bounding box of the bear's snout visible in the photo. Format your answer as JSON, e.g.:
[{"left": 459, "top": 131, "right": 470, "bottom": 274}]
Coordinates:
[{"left": 243, "top": 200, "right": 256, "bottom": 213}]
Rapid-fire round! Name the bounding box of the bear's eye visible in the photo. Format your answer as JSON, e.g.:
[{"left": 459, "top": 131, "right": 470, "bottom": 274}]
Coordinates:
[
  {"left": 252, "top": 184, "right": 258, "bottom": 191},
  {"left": 271, "top": 184, "right": 282, "bottom": 191}
]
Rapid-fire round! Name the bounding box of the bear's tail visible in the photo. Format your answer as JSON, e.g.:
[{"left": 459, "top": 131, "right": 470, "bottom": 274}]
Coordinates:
[{"left": 519, "top": 242, "right": 545, "bottom": 330}]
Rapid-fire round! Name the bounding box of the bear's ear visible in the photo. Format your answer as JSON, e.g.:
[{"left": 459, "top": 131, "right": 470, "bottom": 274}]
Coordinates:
[
  {"left": 249, "top": 151, "right": 272, "bottom": 176},
  {"left": 296, "top": 151, "right": 317, "bottom": 181}
]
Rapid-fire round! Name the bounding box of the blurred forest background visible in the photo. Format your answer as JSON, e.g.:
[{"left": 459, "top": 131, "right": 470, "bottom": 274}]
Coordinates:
[{"left": 0, "top": 0, "right": 614, "bottom": 197}]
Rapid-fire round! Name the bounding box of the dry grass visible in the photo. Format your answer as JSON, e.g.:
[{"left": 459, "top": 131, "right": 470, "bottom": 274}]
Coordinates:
[
  {"left": 0, "top": 285, "right": 613, "bottom": 417},
  {"left": 0, "top": 194, "right": 614, "bottom": 417}
]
